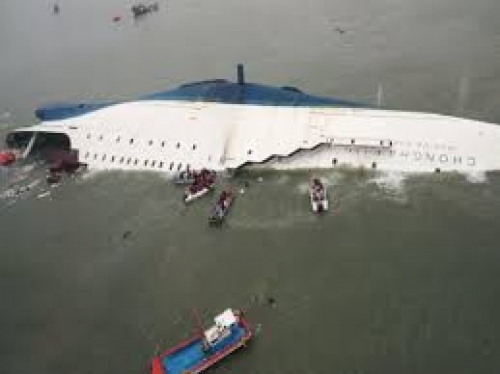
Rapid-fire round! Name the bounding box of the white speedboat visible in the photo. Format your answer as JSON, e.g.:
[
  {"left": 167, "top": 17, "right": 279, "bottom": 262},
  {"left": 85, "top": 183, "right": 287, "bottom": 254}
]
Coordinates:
[
  {"left": 5, "top": 65, "right": 500, "bottom": 174},
  {"left": 310, "top": 178, "right": 328, "bottom": 213}
]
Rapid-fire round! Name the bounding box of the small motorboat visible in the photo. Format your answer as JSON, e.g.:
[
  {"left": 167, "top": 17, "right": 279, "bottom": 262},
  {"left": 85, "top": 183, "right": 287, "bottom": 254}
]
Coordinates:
[
  {"left": 151, "top": 308, "right": 251, "bottom": 374},
  {"left": 0, "top": 150, "right": 16, "bottom": 166},
  {"left": 310, "top": 177, "right": 328, "bottom": 213},
  {"left": 174, "top": 169, "right": 198, "bottom": 185},
  {"left": 209, "top": 189, "right": 234, "bottom": 226},
  {"left": 131, "top": 2, "right": 158, "bottom": 18},
  {"left": 183, "top": 170, "right": 216, "bottom": 203},
  {"left": 47, "top": 150, "right": 80, "bottom": 173}
]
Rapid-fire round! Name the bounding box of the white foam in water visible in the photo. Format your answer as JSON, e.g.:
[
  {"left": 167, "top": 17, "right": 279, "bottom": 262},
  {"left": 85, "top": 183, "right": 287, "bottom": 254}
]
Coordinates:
[
  {"left": 366, "top": 170, "right": 410, "bottom": 204},
  {"left": 369, "top": 170, "right": 407, "bottom": 191},
  {"left": 465, "top": 171, "right": 488, "bottom": 184}
]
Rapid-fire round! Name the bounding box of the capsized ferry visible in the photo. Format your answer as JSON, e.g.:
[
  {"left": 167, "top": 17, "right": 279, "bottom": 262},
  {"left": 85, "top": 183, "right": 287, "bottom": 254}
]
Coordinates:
[{"left": 4, "top": 65, "right": 500, "bottom": 174}]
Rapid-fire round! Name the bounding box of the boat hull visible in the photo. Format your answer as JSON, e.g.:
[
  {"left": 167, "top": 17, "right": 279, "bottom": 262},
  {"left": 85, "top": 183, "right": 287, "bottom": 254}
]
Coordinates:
[{"left": 152, "top": 317, "right": 251, "bottom": 374}]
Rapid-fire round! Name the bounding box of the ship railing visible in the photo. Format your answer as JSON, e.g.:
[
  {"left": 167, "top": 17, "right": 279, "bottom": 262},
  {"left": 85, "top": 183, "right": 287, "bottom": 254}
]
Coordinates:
[{"left": 327, "top": 137, "right": 393, "bottom": 149}]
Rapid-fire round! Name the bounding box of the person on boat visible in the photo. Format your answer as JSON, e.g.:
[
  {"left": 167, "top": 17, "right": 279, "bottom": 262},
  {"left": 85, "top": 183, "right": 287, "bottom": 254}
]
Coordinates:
[{"left": 219, "top": 190, "right": 228, "bottom": 206}]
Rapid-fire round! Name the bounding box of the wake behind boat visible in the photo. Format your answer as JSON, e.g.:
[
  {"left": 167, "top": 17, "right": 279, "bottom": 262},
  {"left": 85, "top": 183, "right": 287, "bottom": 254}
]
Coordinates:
[
  {"left": 310, "top": 177, "right": 328, "bottom": 213},
  {"left": 151, "top": 309, "right": 251, "bottom": 374}
]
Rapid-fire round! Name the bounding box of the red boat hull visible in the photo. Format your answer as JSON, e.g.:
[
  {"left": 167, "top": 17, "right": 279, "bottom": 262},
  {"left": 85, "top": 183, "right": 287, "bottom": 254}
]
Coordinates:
[{"left": 151, "top": 315, "right": 251, "bottom": 374}]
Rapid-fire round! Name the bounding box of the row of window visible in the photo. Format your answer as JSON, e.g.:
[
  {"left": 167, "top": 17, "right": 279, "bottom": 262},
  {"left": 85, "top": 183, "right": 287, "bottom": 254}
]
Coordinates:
[
  {"left": 83, "top": 152, "right": 188, "bottom": 171},
  {"left": 86, "top": 134, "right": 197, "bottom": 150}
]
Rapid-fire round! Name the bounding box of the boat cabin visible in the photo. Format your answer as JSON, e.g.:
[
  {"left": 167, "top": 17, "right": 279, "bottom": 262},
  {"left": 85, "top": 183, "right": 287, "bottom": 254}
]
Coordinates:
[{"left": 203, "top": 309, "right": 237, "bottom": 347}]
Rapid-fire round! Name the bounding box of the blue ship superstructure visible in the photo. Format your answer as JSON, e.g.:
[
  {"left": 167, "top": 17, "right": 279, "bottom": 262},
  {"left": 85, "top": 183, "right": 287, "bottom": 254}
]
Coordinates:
[{"left": 35, "top": 65, "right": 365, "bottom": 121}]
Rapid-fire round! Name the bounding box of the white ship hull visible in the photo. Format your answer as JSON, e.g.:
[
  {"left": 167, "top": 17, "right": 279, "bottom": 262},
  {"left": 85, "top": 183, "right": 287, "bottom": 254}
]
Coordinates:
[{"left": 6, "top": 67, "right": 500, "bottom": 175}]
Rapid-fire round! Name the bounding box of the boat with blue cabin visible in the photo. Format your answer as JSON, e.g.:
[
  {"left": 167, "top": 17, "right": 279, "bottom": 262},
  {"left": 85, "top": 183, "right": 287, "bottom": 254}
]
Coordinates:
[{"left": 151, "top": 309, "right": 251, "bottom": 374}]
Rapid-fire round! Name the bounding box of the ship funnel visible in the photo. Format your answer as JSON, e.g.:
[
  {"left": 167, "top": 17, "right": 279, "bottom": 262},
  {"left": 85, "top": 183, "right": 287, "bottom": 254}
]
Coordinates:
[{"left": 237, "top": 64, "right": 245, "bottom": 85}]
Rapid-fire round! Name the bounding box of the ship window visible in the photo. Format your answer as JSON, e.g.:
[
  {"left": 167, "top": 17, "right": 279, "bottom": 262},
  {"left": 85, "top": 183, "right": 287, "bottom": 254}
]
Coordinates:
[
  {"left": 149, "top": 140, "right": 153, "bottom": 146},
  {"left": 351, "top": 139, "right": 355, "bottom": 145},
  {"left": 435, "top": 168, "right": 441, "bottom": 173},
  {"left": 130, "top": 138, "right": 134, "bottom": 144},
  {"left": 93, "top": 154, "right": 98, "bottom": 160},
  {"left": 372, "top": 162, "right": 377, "bottom": 169},
  {"left": 151, "top": 160, "right": 156, "bottom": 167},
  {"left": 99, "top": 135, "right": 103, "bottom": 141},
  {"left": 87, "top": 134, "right": 91, "bottom": 140},
  {"left": 127, "top": 158, "right": 131, "bottom": 164},
  {"left": 85, "top": 152, "right": 89, "bottom": 158},
  {"left": 102, "top": 154, "right": 106, "bottom": 161},
  {"left": 332, "top": 158, "right": 338, "bottom": 165},
  {"left": 159, "top": 161, "right": 164, "bottom": 168},
  {"left": 176, "top": 142, "right": 180, "bottom": 149},
  {"left": 111, "top": 156, "right": 115, "bottom": 162},
  {"left": 134, "top": 159, "right": 138, "bottom": 165},
  {"left": 119, "top": 157, "right": 124, "bottom": 164},
  {"left": 177, "top": 163, "right": 182, "bottom": 171},
  {"left": 144, "top": 160, "right": 149, "bottom": 166},
  {"left": 169, "top": 162, "right": 174, "bottom": 170},
  {"left": 161, "top": 141, "right": 165, "bottom": 147},
  {"left": 247, "top": 149, "right": 252, "bottom": 155},
  {"left": 192, "top": 144, "right": 196, "bottom": 150},
  {"left": 116, "top": 136, "right": 121, "bottom": 143}
]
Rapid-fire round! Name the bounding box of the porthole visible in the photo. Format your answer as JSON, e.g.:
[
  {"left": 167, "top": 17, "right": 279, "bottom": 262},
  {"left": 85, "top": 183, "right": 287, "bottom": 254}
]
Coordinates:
[
  {"left": 99, "top": 135, "right": 103, "bottom": 141},
  {"left": 247, "top": 149, "right": 252, "bottom": 155},
  {"left": 85, "top": 152, "right": 90, "bottom": 158},
  {"left": 177, "top": 163, "right": 182, "bottom": 171},
  {"left": 435, "top": 168, "right": 441, "bottom": 173},
  {"left": 332, "top": 158, "right": 338, "bottom": 165},
  {"left": 169, "top": 162, "right": 174, "bottom": 170},
  {"left": 351, "top": 139, "right": 355, "bottom": 145},
  {"left": 151, "top": 160, "right": 156, "bottom": 167},
  {"left": 371, "top": 162, "right": 377, "bottom": 169},
  {"left": 93, "top": 154, "right": 98, "bottom": 160},
  {"left": 102, "top": 154, "right": 106, "bottom": 161},
  {"left": 161, "top": 141, "right": 165, "bottom": 147},
  {"left": 134, "top": 159, "right": 138, "bottom": 166},
  {"left": 176, "top": 142, "right": 180, "bottom": 149},
  {"left": 116, "top": 136, "right": 121, "bottom": 143},
  {"left": 87, "top": 134, "right": 91, "bottom": 140},
  {"left": 192, "top": 144, "right": 197, "bottom": 150},
  {"left": 127, "top": 158, "right": 131, "bottom": 165},
  {"left": 149, "top": 140, "right": 153, "bottom": 146},
  {"left": 159, "top": 161, "right": 164, "bottom": 168},
  {"left": 144, "top": 160, "right": 149, "bottom": 166},
  {"left": 130, "top": 139, "right": 134, "bottom": 145},
  {"left": 111, "top": 156, "right": 115, "bottom": 162},
  {"left": 119, "top": 157, "right": 124, "bottom": 164}
]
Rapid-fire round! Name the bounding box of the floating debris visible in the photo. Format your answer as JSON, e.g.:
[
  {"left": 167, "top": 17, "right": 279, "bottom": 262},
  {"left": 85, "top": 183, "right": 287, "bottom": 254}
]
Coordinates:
[
  {"left": 267, "top": 296, "right": 276, "bottom": 308},
  {"left": 37, "top": 191, "right": 51, "bottom": 199}
]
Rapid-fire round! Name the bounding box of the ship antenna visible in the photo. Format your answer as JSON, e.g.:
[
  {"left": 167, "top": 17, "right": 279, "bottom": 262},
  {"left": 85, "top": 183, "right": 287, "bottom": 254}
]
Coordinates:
[
  {"left": 191, "top": 308, "right": 205, "bottom": 338},
  {"left": 237, "top": 63, "right": 245, "bottom": 85},
  {"left": 376, "top": 82, "right": 384, "bottom": 108}
]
